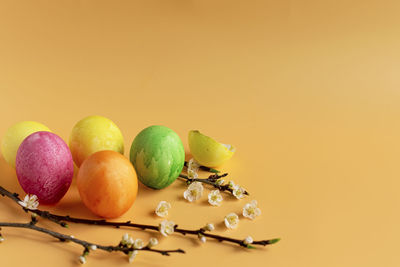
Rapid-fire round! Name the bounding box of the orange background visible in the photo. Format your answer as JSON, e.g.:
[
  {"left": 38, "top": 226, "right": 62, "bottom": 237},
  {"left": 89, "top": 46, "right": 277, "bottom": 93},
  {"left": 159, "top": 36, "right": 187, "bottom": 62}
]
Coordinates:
[{"left": 1, "top": 1, "right": 400, "bottom": 266}]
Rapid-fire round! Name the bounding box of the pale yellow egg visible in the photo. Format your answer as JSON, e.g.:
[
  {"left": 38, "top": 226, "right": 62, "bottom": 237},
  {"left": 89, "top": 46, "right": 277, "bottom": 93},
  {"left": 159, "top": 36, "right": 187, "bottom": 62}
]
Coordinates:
[{"left": 1, "top": 121, "right": 51, "bottom": 168}]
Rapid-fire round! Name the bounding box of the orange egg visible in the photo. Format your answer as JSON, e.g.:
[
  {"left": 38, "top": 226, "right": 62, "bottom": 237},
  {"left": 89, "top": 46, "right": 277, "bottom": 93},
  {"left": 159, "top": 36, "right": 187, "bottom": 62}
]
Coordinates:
[{"left": 77, "top": 150, "right": 138, "bottom": 218}]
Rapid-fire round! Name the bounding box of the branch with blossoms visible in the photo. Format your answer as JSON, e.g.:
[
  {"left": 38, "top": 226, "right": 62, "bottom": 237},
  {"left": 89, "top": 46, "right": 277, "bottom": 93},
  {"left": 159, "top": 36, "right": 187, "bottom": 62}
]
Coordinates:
[
  {"left": 180, "top": 159, "right": 249, "bottom": 202},
  {"left": 0, "top": 186, "right": 279, "bottom": 249},
  {"left": 0, "top": 217, "right": 184, "bottom": 264},
  {"left": 178, "top": 173, "right": 249, "bottom": 197},
  {"left": 181, "top": 159, "right": 249, "bottom": 198}
]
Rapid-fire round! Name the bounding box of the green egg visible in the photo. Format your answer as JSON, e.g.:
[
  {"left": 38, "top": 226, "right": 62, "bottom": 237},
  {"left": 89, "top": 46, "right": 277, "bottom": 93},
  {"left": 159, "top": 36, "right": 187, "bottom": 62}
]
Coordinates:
[{"left": 129, "top": 125, "right": 185, "bottom": 189}]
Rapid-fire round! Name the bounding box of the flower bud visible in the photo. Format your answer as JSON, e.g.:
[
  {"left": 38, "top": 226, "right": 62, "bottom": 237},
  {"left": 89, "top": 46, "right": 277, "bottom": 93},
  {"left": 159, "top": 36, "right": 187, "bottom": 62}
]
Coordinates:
[
  {"left": 148, "top": 237, "right": 158, "bottom": 247},
  {"left": 243, "top": 236, "right": 253, "bottom": 245},
  {"left": 205, "top": 223, "right": 215, "bottom": 231}
]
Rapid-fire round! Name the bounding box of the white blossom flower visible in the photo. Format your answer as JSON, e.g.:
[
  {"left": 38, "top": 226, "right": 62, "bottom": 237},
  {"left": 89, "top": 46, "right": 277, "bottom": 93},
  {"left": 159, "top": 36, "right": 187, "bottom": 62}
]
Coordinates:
[
  {"left": 232, "top": 185, "right": 246, "bottom": 199},
  {"left": 228, "top": 181, "right": 235, "bottom": 189},
  {"left": 78, "top": 256, "right": 86, "bottom": 264},
  {"left": 90, "top": 245, "right": 97, "bottom": 251},
  {"left": 216, "top": 179, "right": 224, "bottom": 186},
  {"left": 159, "top": 220, "right": 175, "bottom": 236},
  {"left": 242, "top": 200, "right": 261, "bottom": 220},
  {"left": 0, "top": 236, "right": 4, "bottom": 242},
  {"left": 148, "top": 237, "right": 158, "bottom": 247},
  {"left": 121, "top": 233, "right": 134, "bottom": 246},
  {"left": 128, "top": 250, "right": 138, "bottom": 263},
  {"left": 155, "top": 201, "right": 171, "bottom": 217},
  {"left": 224, "top": 213, "right": 239, "bottom": 229},
  {"left": 243, "top": 236, "right": 253, "bottom": 245},
  {"left": 208, "top": 190, "right": 223, "bottom": 206},
  {"left": 18, "top": 194, "right": 39, "bottom": 210},
  {"left": 205, "top": 223, "right": 215, "bottom": 231},
  {"left": 199, "top": 235, "right": 206, "bottom": 243},
  {"left": 183, "top": 182, "right": 204, "bottom": 202},
  {"left": 188, "top": 158, "right": 200, "bottom": 170},
  {"left": 133, "top": 239, "right": 144, "bottom": 249},
  {"left": 187, "top": 158, "right": 200, "bottom": 179}
]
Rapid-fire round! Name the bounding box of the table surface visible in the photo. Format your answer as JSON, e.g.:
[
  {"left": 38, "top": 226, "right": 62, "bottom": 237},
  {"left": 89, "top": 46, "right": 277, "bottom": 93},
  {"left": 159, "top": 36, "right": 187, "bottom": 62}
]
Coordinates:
[{"left": 1, "top": 1, "right": 399, "bottom": 266}]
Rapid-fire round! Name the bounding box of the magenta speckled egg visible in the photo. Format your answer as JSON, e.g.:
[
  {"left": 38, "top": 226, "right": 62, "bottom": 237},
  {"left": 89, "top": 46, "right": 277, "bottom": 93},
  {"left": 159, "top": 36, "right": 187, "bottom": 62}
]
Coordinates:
[{"left": 16, "top": 131, "right": 74, "bottom": 205}]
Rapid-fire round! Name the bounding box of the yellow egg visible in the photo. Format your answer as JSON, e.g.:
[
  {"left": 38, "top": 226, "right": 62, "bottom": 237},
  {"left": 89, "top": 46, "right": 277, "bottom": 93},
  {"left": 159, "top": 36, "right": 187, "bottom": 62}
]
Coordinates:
[
  {"left": 1, "top": 121, "right": 51, "bottom": 168},
  {"left": 188, "top": 130, "right": 236, "bottom": 168},
  {"left": 69, "top": 115, "right": 124, "bottom": 167}
]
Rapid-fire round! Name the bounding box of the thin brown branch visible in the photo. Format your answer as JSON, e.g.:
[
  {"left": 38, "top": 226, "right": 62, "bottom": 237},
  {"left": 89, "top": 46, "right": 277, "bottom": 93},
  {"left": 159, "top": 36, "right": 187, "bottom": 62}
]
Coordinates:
[
  {"left": 0, "top": 221, "right": 185, "bottom": 256},
  {"left": 0, "top": 186, "right": 277, "bottom": 248}
]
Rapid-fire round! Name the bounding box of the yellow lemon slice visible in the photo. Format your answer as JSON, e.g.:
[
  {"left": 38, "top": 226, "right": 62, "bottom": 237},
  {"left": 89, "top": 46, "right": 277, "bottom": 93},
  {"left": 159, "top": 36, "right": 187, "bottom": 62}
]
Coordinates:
[{"left": 188, "top": 130, "right": 235, "bottom": 168}]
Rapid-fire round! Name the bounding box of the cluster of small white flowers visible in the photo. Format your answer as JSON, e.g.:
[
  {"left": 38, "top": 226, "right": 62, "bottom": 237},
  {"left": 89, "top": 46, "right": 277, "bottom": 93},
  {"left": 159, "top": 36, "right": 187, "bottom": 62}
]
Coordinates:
[
  {"left": 159, "top": 159, "right": 261, "bottom": 242},
  {"left": 0, "top": 236, "right": 4, "bottom": 243},
  {"left": 187, "top": 158, "right": 200, "bottom": 179},
  {"left": 184, "top": 159, "right": 250, "bottom": 206},
  {"left": 155, "top": 201, "right": 171, "bottom": 217},
  {"left": 159, "top": 220, "right": 175, "bottom": 236},
  {"left": 208, "top": 190, "right": 223, "bottom": 206},
  {"left": 18, "top": 194, "right": 39, "bottom": 210},
  {"left": 224, "top": 213, "right": 239, "bottom": 229},
  {"left": 223, "top": 200, "right": 261, "bottom": 230},
  {"left": 119, "top": 235, "right": 159, "bottom": 263},
  {"left": 183, "top": 182, "right": 204, "bottom": 202},
  {"left": 121, "top": 234, "right": 146, "bottom": 250},
  {"left": 121, "top": 233, "right": 134, "bottom": 246},
  {"left": 242, "top": 200, "right": 261, "bottom": 220}
]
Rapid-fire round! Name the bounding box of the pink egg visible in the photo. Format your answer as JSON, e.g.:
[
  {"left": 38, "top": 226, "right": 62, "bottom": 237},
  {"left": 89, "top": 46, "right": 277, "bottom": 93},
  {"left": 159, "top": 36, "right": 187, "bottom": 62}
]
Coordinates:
[{"left": 16, "top": 131, "right": 74, "bottom": 205}]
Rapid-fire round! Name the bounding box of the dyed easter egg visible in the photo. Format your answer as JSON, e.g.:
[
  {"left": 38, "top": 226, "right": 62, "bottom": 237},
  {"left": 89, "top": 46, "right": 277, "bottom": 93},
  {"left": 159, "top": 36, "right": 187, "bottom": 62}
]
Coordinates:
[
  {"left": 188, "top": 130, "right": 235, "bottom": 168},
  {"left": 130, "top": 125, "right": 185, "bottom": 189},
  {"left": 77, "top": 150, "right": 138, "bottom": 218},
  {"left": 1, "top": 121, "right": 51, "bottom": 168},
  {"left": 16, "top": 131, "right": 74, "bottom": 205},
  {"left": 69, "top": 115, "right": 124, "bottom": 167}
]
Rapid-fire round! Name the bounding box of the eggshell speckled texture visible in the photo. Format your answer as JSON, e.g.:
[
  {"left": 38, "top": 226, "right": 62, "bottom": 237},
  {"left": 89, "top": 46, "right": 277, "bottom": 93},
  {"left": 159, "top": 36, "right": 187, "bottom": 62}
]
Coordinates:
[
  {"left": 130, "top": 125, "right": 185, "bottom": 189},
  {"left": 16, "top": 131, "right": 74, "bottom": 205},
  {"left": 77, "top": 150, "right": 138, "bottom": 218},
  {"left": 69, "top": 115, "right": 124, "bottom": 167}
]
